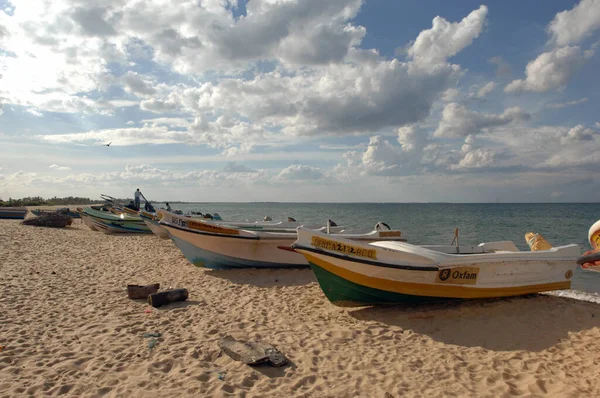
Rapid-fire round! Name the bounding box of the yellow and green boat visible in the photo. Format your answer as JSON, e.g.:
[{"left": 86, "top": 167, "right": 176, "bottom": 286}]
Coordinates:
[{"left": 292, "top": 227, "right": 580, "bottom": 307}]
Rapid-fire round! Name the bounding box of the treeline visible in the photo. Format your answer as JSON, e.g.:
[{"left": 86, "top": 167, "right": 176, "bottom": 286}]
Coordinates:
[{"left": 0, "top": 196, "right": 104, "bottom": 207}]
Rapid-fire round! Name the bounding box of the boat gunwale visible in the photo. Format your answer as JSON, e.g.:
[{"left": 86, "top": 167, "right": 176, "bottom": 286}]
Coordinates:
[{"left": 293, "top": 245, "right": 439, "bottom": 271}]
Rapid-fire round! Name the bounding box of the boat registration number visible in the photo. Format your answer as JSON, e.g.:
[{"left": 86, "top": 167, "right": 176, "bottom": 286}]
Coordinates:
[
  {"left": 435, "top": 267, "right": 479, "bottom": 285},
  {"left": 311, "top": 236, "right": 377, "bottom": 259}
]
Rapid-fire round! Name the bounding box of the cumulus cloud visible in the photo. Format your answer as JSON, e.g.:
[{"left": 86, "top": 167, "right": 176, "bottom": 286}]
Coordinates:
[
  {"left": 140, "top": 97, "right": 179, "bottom": 113},
  {"left": 505, "top": 46, "right": 593, "bottom": 93},
  {"left": 2, "top": 2, "right": 492, "bottom": 156},
  {"left": 434, "top": 103, "right": 531, "bottom": 138},
  {"left": 338, "top": 133, "right": 428, "bottom": 177},
  {"left": 122, "top": 71, "right": 157, "bottom": 97},
  {"left": 559, "top": 124, "right": 597, "bottom": 144},
  {"left": 507, "top": 1, "right": 599, "bottom": 95},
  {"left": 26, "top": 108, "right": 43, "bottom": 117},
  {"left": 408, "top": 5, "right": 488, "bottom": 64},
  {"left": 277, "top": 165, "right": 324, "bottom": 180},
  {"left": 548, "top": 0, "right": 600, "bottom": 46},
  {"left": 450, "top": 135, "right": 497, "bottom": 169},
  {"left": 49, "top": 164, "right": 71, "bottom": 171}
]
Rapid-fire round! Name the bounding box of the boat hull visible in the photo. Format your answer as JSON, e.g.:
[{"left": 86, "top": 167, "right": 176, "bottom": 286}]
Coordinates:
[
  {"left": 91, "top": 218, "right": 152, "bottom": 234},
  {"left": 163, "top": 225, "right": 306, "bottom": 269},
  {"left": 79, "top": 207, "right": 151, "bottom": 234},
  {"left": 0, "top": 207, "right": 28, "bottom": 220},
  {"left": 300, "top": 249, "right": 575, "bottom": 306},
  {"left": 302, "top": 250, "right": 573, "bottom": 306},
  {"left": 79, "top": 213, "right": 98, "bottom": 231},
  {"left": 143, "top": 218, "right": 170, "bottom": 239}
]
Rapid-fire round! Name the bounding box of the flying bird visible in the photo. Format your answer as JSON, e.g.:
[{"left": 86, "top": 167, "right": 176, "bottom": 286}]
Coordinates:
[{"left": 104, "top": 142, "right": 112, "bottom": 147}]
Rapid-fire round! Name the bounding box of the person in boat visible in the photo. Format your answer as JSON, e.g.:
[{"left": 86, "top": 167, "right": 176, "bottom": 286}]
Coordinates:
[
  {"left": 144, "top": 202, "right": 155, "bottom": 212},
  {"left": 134, "top": 188, "right": 141, "bottom": 210},
  {"left": 165, "top": 202, "right": 172, "bottom": 211},
  {"left": 126, "top": 200, "right": 137, "bottom": 211}
]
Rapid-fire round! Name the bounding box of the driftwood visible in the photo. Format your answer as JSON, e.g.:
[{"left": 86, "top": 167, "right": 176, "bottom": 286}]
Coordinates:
[
  {"left": 218, "top": 335, "right": 288, "bottom": 367},
  {"left": 22, "top": 212, "right": 72, "bottom": 228},
  {"left": 148, "top": 289, "right": 188, "bottom": 307},
  {"left": 127, "top": 283, "right": 160, "bottom": 299}
]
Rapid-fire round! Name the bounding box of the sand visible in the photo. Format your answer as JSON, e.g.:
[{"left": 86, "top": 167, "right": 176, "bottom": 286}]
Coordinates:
[{"left": 2, "top": 215, "right": 600, "bottom": 397}]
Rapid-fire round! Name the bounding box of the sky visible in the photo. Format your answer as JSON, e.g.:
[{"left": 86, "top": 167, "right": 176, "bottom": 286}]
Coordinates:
[{"left": 1, "top": 0, "right": 599, "bottom": 202}]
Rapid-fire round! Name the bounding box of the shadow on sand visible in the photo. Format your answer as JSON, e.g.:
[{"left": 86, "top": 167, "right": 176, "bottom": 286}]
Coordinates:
[
  {"left": 153, "top": 300, "right": 204, "bottom": 310},
  {"left": 205, "top": 268, "right": 316, "bottom": 287},
  {"left": 250, "top": 360, "right": 297, "bottom": 379},
  {"left": 348, "top": 294, "right": 600, "bottom": 352}
]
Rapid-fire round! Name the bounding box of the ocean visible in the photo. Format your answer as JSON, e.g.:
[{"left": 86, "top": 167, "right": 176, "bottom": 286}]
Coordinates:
[{"left": 153, "top": 202, "right": 600, "bottom": 297}]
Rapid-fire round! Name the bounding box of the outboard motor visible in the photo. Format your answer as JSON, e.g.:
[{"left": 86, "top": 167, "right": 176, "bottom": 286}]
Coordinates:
[
  {"left": 264, "top": 216, "right": 273, "bottom": 221},
  {"left": 375, "top": 221, "right": 391, "bottom": 231},
  {"left": 328, "top": 219, "right": 337, "bottom": 227}
]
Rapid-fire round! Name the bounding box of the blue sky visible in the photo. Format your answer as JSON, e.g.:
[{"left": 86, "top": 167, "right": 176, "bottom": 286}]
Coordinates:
[{"left": 1, "top": 0, "right": 599, "bottom": 202}]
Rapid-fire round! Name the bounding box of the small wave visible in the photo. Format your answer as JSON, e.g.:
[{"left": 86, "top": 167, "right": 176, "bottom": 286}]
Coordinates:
[{"left": 543, "top": 289, "right": 600, "bottom": 304}]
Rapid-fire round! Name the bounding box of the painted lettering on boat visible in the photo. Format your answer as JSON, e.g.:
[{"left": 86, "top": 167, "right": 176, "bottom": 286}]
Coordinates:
[
  {"left": 186, "top": 220, "right": 240, "bottom": 235},
  {"left": 171, "top": 217, "right": 240, "bottom": 235},
  {"left": 435, "top": 267, "right": 479, "bottom": 285},
  {"left": 311, "top": 236, "right": 377, "bottom": 260},
  {"left": 379, "top": 231, "right": 402, "bottom": 238}
]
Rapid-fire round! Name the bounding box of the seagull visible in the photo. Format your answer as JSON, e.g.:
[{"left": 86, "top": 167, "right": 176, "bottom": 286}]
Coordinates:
[{"left": 104, "top": 142, "right": 112, "bottom": 147}]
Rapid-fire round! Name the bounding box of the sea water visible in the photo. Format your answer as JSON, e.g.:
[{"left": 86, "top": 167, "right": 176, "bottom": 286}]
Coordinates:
[{"left": 154, "top": 202, "right": 600, "bottom": 297}]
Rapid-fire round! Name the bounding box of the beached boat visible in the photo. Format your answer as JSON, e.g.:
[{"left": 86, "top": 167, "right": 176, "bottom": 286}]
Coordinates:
[
  {"left": 155, "top": 210, "right": 346, "bottom": 233},
  {"left": 291, "top": 228, "right": 580, "bottom": 306},
  {"left": 79, "top": 207, "right": 151, "bottom": 234},
  {"left": 140, "top": 210, "right": 170, "bottom": 239},
  {"left": 0, "top": 207, "right": 28, "bottom": 220},
  {"left": 159, "top": 211, "right": 405, "bottom": 269}
]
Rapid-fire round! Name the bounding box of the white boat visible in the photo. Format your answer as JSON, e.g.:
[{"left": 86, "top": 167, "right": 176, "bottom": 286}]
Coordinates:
[
  {"left": 292, "top": 227, "right": 580, "bottom": 306},
  {"left": 139, "top": 211, "right": 170, "bottom": 239},
  {"left": 158, "top": 211, "right": 405, "bottom": 269},
  {"left": 155, "top": 209, "right": 346, "bottom": 233}
]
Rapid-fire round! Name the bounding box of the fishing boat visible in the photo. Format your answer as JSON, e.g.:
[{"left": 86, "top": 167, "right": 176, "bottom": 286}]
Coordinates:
[
  {"left": 155, "top": 209, "right": 347, "bottom": 232},
  {"left": 77, "top": 208, "right": 98, "bottom": 231},
  {"left": 140, "top": 210, "right": 170, "bottom": 239},
  {"left": 0, "top": 207, "right": 28, "bottom": 220},
  {"left": 291, "top": 228, "right": 580, "bottom": 306},
  {"left": 78, "top": 207, "right": 152, "bottom": 234},
  {"left": 159, "top": 211, "right": 405, "bottom": 269}
]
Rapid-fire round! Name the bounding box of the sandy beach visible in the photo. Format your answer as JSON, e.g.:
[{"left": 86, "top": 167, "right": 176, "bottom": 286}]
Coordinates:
[{"left": 2, "top": 215, "right": 600, "bottom": 397}]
